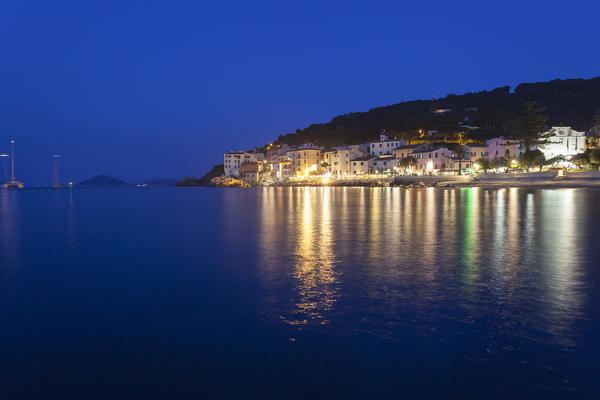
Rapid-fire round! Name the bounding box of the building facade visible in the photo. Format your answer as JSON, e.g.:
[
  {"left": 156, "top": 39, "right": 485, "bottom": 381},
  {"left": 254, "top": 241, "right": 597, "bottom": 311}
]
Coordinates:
[
  {"left": 324, "top": 146, "right": 366, "bottom": 177},
  {"left": 288, "top": 147, "right": 322, "bottom": 176},
  {"left": 368, "top": 133, "right": 407, "bottom": 156},
  {"left": 412, "top": 147, "right": 454, "bottom": 174},
  {"left": 271, "top": 160, "right": 294, "bottom": 182},
  {"left": 539, "top": 126, "right": 586, "bottom": 160},
  {"left": 350, "top": 156, "right": 374, "bottom": 175},
  {"left": 371, "top": 155, "right": 398, "bottom": 174},
  {"left": 466, "top": 144, "right": 488, "bottom": 160},
  {"left": 224, "top": 151, "right": 265, "bottom": 177},
  {"left": 485, "top": 137, "right": 528, "bottom": 161}
]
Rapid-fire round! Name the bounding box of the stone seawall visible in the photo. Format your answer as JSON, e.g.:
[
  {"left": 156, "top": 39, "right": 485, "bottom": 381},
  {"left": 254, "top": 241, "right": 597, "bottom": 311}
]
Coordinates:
[
  {"left": 478, "top": 172, "right": 557, "bottom": 181},
  {"left": 565, "top": 171, "right": 600, "bottom": 179},
  {"left": 394, "top": 175, "right": 471, "bottom": 185}
]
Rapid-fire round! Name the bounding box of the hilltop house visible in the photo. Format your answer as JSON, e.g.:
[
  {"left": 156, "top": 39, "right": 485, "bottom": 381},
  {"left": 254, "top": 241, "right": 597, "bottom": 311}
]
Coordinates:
[{"left": 368, "top": 132, "right": 407, "bottom": 156}]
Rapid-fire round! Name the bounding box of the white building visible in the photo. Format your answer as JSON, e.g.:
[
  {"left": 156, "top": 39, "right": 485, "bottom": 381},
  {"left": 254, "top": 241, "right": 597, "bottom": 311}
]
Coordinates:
[
  {"left": 224, "top": 151, "right": 265, "bottom": 177},
  {"left": 539, "top": 126, "right": 586, "bottom": 160},
  {"left": 368, "top": 132, "right": 407, "bottom": 156},
  {"left": 271, "top": 160, "right": 294, "bottom": 182},
  {"left": 324, "top": 145, "right": 367, "bottom": 177}
]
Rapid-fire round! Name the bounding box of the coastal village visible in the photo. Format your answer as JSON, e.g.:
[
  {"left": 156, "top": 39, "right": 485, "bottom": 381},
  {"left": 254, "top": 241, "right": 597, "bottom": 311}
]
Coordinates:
[{"left": 220, "top": 125, "right": 599, "bottom": 187}]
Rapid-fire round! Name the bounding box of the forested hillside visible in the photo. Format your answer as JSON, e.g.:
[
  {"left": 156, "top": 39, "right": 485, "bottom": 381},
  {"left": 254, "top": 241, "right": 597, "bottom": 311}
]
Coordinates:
[{"left": 273, "top": 77, "right": 600, "bottom": 147}]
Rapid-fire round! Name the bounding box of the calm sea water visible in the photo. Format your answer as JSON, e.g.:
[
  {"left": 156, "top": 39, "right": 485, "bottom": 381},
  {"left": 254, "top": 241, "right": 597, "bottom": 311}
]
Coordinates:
[{"left": 1, "top": 187, "right": 599, "bottom": 398}]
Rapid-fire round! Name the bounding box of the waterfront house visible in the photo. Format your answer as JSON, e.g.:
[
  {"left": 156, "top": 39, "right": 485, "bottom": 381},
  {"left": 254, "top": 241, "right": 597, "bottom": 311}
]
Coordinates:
[
  {"left": 450, "top": 158, "right": 473, "bottom": 172},
  {"left": 271, "top": 160, "right": 294, "bottom": 182},
  {"left": 371, "top": 155, "right": 398, "bottom": 175},
  {"left": 412, "top": 147, "right": 453, "bottom": 175},
  {"left": 287, "top": 146, "right": 322, "bottom": 176},
  {"left": 324, "top": 145, "right": 367, "bottom": 177},
  {"left": 323, "top": 150, "right": 337, "bottom": 173},
  {"left": 224, "top": 151, "right": 265, "bottom": 177},
  {"left": 350, "top": 155, "right": 375, "bottom": 175},
  {"left": 239, "top": 162, "right": 261, "bottom": 184}
]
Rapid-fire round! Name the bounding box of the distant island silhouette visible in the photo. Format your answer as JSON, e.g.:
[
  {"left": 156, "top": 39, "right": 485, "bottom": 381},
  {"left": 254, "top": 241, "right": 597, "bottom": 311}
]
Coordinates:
[
  {"left": 78, "top": 176, "right": 178, "bottom": 187},
  {"left": 78, "top": 175, "right": 130, "bottom": 186}
]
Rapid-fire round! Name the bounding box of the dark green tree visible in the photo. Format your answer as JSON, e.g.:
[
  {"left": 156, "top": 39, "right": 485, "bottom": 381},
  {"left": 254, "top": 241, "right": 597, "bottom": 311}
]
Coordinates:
[
  {"left": 519, "top": 149, "right": 546, "bottom": 171},
  {"left": 398, "top": 155, "right": 417, "bottom": 169},
  {"left": 513, "top": 99, "right": 549, "bottom": 149},
  {"left": 491, "top": 157, "right": 509, "bottom": 170},
  {"left": 475, "top": 157, "right": 492, "bottom": 171},
  {"left": 590, "top": 149, "right": 600, "bottom": 165},
  {"left": 571, "top": 153, "right": 590, "bottom": 168}
]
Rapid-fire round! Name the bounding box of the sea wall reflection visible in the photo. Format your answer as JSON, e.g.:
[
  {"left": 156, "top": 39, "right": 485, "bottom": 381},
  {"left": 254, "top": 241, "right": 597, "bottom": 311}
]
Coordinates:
[{"left": 246, "top": 187, "right": 588, "bottom": 346}]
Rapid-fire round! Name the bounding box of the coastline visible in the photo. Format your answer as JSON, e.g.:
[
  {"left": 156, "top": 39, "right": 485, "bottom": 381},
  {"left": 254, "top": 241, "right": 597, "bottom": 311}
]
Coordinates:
[
  {"left": 268, "top": 179, "right": 600, "bottom": 189},
  {"left": 264, "top": 171, "right": 600, "bottom": 189}
]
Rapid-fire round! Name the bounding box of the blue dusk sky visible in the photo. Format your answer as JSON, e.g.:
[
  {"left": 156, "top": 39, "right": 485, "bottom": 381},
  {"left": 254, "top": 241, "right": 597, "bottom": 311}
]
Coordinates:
[{"left": 0, "top": 0, "right": 598, "bottom": 184}]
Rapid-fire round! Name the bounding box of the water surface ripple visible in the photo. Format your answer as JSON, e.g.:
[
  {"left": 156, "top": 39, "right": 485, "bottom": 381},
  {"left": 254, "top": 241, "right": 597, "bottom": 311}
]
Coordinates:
[{"left": 1, "top": 187, "right": 598, "bottom": 398}]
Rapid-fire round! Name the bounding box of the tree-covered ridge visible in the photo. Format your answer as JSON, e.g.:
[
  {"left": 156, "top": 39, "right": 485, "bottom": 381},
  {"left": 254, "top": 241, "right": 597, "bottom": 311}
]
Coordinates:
[{"left": 274, "top": 77, "right": 600, "bottom": 147}]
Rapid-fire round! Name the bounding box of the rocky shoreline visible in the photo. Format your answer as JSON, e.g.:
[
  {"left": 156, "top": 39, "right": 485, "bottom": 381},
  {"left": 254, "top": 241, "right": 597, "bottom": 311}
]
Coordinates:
[{"left": 185, "top": 171, "right": 600, "bottom": 189}]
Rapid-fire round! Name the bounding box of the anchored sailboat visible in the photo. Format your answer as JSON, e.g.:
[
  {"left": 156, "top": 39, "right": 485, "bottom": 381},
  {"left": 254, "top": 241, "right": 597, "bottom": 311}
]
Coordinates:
[{"left": 3, "top": 140, "right": 24, "bottom": 189}]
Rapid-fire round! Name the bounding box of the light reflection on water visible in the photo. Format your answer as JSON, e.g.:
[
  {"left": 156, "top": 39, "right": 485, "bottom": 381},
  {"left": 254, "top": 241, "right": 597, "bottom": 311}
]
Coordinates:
[
  {"left": 255, "top": 187, "right": 588, "bottom": 349},
  {"left": 0, "top": 187, "right": 596, "bottom": 397}
]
